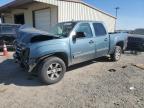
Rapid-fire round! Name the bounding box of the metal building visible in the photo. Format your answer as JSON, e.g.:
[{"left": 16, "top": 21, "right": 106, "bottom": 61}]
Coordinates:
[{"left": 0, "top": 0, "right": 116, "bottom": 32}]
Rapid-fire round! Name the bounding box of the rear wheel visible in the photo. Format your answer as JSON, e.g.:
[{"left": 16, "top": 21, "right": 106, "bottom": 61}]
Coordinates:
[
  {"left": 111, "top": 46, "right": 122, "bottom": 61},
  {"left": 39, "top": 57, "right": 66, "bottom": 85}
]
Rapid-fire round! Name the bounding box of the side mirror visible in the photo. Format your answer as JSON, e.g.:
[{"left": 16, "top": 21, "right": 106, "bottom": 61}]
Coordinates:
[
  {"left": 76, "top": 32, "right": 85, "bottom": 38},
  {"left": 72, "top": 32, "right": 85, "bottom": 42}
]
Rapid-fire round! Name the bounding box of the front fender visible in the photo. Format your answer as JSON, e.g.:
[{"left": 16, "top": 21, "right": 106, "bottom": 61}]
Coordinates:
[
  {"left": 30, "top": 43, "right": 70, "bottom": 58},
  {"left": 29, "top": 38, "right": 70, "bottom": 58}
]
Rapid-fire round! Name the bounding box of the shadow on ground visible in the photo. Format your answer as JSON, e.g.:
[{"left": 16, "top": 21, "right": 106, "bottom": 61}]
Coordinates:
[
  {"left": 0, "top": 53, "right": 140, "bottom": 87},
  {"left": 0, "top": 59, "right": 44, "bottom": 86},
  {"left": 68, "top": 56, "right": 112, "bottom": 71}
]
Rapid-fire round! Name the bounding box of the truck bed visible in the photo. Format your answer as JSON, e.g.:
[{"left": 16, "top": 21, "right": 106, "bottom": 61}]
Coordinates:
[{"left": 109, "top": 32, "right": 128, "bottom": 54}]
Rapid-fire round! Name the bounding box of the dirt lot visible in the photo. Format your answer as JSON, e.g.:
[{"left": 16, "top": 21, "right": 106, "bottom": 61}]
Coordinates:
[{"left": 0, "top": 52, "right": 144, "bottom": 108}]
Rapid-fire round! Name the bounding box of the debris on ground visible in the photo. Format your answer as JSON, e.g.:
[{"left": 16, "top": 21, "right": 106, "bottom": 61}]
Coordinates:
[
  {"left": 139, "top": 97, "right": 144, "bottom": 101},
  {"left": 129, "top": 87, "right": 135, "bottom": 91},
  {"left": 108, "top": 69, "right": 116, "bottom": 72},
  {"left": 114, "top": 102, "right": 120, "bottom": 106},
  {"left": 122, "top": 65, "right": 128, "bottom": 69},
  {"left": 131, "top": 64, "right": 144, "bottom": 70}
]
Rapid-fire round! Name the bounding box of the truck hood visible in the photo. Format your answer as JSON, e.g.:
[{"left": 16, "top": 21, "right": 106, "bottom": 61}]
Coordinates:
[{"left": 16, "top": 27, "right": 60, "bottom": 44}]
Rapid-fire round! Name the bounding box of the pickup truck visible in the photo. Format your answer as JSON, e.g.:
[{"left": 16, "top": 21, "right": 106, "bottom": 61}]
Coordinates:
[{"left": 14, "top": 21, "right": 127, "bottom": 84}]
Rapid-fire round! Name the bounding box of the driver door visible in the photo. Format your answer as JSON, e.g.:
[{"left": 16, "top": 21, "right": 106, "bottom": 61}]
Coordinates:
[{"left": 70, "top": 23, "right": 95, "bottom": 64}]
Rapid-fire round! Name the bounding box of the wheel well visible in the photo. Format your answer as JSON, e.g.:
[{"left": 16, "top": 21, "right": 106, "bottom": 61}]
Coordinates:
[
  {"left": 52, "top": 52, "right": 68, "bottom": 67},
  {"left": 39, "top": 52, "right": 68, "bottom": 67},
  {"left": 116, "top": 41, "right": 124, "bottom": 49}
]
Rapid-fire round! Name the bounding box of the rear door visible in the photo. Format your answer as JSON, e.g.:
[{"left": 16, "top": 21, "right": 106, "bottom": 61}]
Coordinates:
[
  {"left": 92, "top": 23, "right": 109, "bottom": 57},
  {"left": 34, "top": 9, "right": 51, "bottom": 32},
  {"left": 70, "top": 23, "right": 95, "bottom": 64}
]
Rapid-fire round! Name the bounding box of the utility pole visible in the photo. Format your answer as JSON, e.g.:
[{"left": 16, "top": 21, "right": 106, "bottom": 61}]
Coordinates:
[{"left": 115, "top": 7, "right": 120, "bottom": 31}]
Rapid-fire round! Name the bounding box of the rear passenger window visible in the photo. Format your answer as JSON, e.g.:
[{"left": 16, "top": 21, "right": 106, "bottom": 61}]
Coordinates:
[
  {"left": 93, "top": 23, "right": 107, "bottom": 36},
  {"left": 76, "top": 23, "right": 93, "bottom": 38}
]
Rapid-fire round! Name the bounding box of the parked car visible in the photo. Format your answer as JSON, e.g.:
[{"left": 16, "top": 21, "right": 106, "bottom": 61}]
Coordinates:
[
  {"left": 14, "top": 21, "right": 127, "bottom": 84},
  {"left": 127, "top": 34, "right": 144, "bottom": 52},
  {"left": 0, "top": 24, "right": 21, "bottom": 51}
]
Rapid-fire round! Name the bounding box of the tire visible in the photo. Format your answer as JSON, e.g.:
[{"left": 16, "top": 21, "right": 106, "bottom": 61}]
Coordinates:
[
  {"left": 111, "top": 46, "right": 122, "bottom": 61},
  {"left": 39, "top": 57, "right": 66, "bottom": 85}
]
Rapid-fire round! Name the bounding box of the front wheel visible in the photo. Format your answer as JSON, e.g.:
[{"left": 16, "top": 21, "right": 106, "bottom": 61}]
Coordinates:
[
  {"left": 110, "top": 46, "right": 122, "bottom": 61},
  {"left": 39, "top": 57, "right": 66, "bottom": 85}
]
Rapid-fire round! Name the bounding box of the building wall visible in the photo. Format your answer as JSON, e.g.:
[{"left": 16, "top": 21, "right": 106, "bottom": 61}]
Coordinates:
[
  {"left": 57, "top": 1, "right": 116, "bottom": 32},
  {"left": 3, "top": 13, "right": 13, "bottom": 23},
  {"left": 36, "top": 0, "right": 116, "bottom": 32},
  {"left": 4, "top": 0, "right": 116, "bottom": 32},
  {"left": 4, "top": 2, "right": 58, "bottom": 27}
]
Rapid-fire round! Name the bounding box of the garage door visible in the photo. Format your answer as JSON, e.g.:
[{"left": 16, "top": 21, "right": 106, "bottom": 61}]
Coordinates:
[{"left": 34, "top": 9, "right": 51, "bottom": 32}]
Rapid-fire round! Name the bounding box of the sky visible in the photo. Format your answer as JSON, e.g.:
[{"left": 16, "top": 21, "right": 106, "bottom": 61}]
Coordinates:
[
  {"left": 0, "top": 0, "right": 144, "bottom": 30},
  {"left": 84, "top": 0, "right": 144, "bottom": 30}
]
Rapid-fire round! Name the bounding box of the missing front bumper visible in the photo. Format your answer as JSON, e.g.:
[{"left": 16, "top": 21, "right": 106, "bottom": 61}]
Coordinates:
[{"left": 13, "top": 53, "right": 37, "bottom": 73}]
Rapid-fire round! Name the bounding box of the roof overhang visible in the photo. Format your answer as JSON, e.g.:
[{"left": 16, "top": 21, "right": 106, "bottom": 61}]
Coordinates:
[
  {"left": 0, "top": 0, "right": 35, "bottom": 13},
  {"left": 0, "top": 0, "right": 116, "bottom": 19}
]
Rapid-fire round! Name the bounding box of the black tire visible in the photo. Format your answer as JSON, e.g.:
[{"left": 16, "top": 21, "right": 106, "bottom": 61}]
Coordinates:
[
  {"left": 39, "top": 57, "right": 66, "bottom": 85},
  {"left": 111, "top": 46, "right": 122, "bottom": 61}
]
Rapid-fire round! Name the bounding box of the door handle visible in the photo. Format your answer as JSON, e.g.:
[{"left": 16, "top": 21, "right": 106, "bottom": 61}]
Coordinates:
[
  {"left": 89, "top": 40, "right": 94, "bottom": 44},
  {"left": 104, "top": 38, "right": 108, "bottom": 41}
]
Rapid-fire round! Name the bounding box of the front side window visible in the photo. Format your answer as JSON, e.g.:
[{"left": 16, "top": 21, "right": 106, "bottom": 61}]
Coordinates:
[
  {"left": 76, "top": 23, "right": 93, "bottom": 38},
  {"left": 93, "top": 23, "right": 107, "bottom": 36}
]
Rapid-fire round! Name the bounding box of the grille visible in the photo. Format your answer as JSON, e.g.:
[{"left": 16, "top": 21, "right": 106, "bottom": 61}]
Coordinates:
[
  {"left": 22, "top": 48, "right": 30, "bottom": 60},
  {"left": 15, "top": 44, "right": 30, "bottom": 62},
  {"left": 16, "top": 46, "right": 22, "bottom": 54},
  {"left": 16, "top": 44, "right": 22, "bottom": 54}
]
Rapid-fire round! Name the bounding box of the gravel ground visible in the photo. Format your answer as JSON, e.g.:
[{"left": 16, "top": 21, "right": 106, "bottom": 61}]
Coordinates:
[{"left": 0, "top": 52, "right": 144, "bottom": 108}]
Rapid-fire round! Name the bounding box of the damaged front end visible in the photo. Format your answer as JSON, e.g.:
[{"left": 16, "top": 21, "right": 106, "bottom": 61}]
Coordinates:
[
  {"left": 14, "top": 27, "right": 60, "bottom": 72},
  {"left": 14, "top": 45, "right": 36, "bottom": 72}
]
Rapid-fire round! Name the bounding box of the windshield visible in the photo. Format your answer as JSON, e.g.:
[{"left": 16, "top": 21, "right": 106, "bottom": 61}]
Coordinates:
[{"left": 48, "top": 22, "right": 77, "bottom": 38}]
